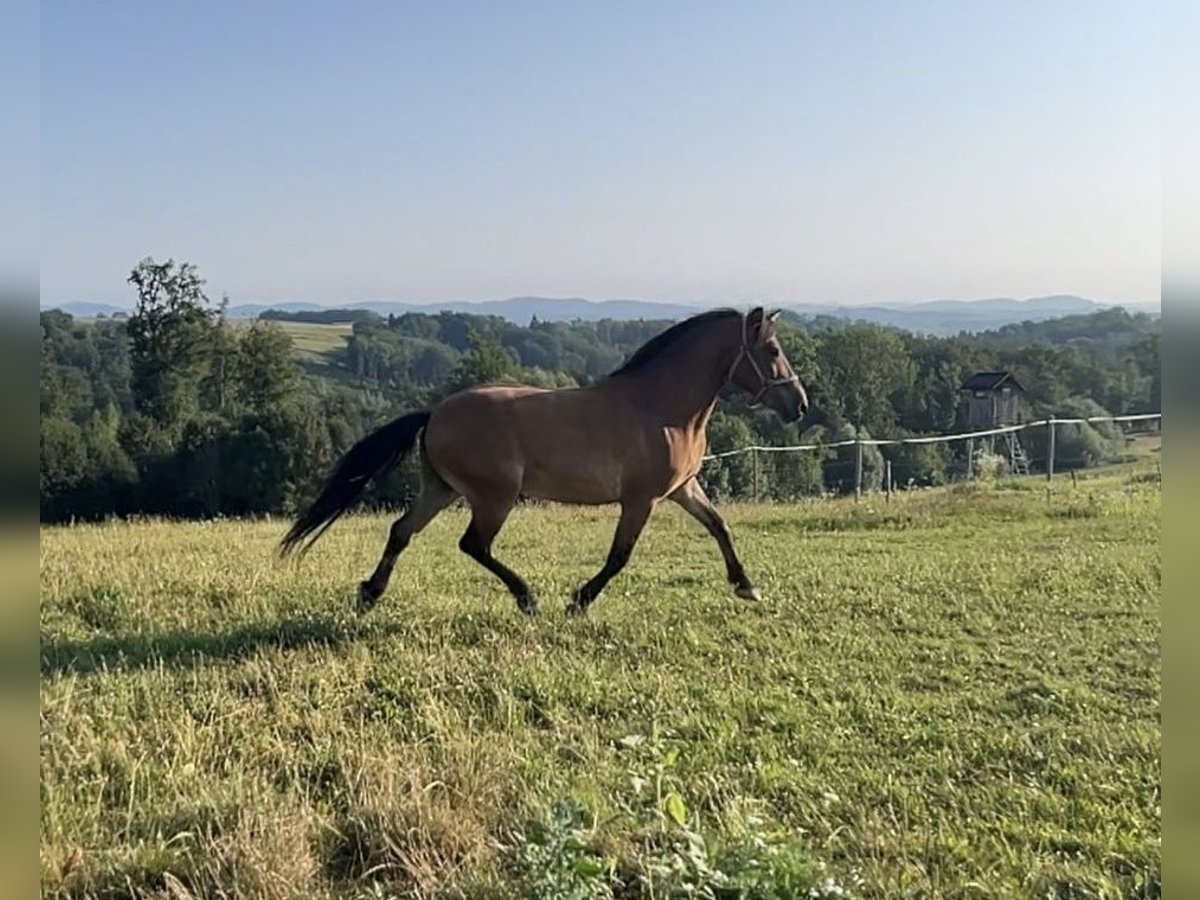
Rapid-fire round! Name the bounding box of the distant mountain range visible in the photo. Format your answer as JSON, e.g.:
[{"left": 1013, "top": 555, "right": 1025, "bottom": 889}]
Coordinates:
[{"left": 43, "top": 294, "right": 1159, "bottom": 336}]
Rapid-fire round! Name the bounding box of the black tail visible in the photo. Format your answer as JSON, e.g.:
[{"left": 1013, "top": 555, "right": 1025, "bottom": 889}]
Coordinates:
[{"left": 279, "top": 410, "right": 432, "bottom": 558}]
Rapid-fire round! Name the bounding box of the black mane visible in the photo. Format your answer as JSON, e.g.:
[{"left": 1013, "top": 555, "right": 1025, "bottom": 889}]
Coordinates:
[{"left": 607, "top": 308, "right": 740, "bottom": 377}]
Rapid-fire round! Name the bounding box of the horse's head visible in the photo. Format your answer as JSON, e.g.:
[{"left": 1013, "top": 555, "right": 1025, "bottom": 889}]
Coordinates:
[{"left": 730, "top": 307, "right": 809, "bottom": 423}]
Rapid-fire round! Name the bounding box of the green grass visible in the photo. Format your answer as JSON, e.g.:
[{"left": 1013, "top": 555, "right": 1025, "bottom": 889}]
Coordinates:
[
  {"left": 275, "top": 321, "right": 353, "bottom": 357},
  {"left": 39, "top": 470, "right": 1160, "bottom": 899},
  {"left": 230, "top": 320, "right": 353, "bottom": 365}
]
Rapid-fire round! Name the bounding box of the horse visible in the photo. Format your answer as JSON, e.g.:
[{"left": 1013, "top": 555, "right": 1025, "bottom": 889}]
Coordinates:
[{"left": 279, "top": 306, "right": 809, "bottom": 616}]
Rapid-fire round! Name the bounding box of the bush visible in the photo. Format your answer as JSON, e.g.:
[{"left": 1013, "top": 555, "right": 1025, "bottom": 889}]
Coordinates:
[
  {"left": 883, "top": 440, "right": 950, "bottom": 488},
  {"left": 822, "top": 425, "right": 883, "bottom": 495},
  {"left": 700, "top": 412, "right": 757, "bottom": 501},
  {"left": 1024, "top": 397, "right": 1125, "bottom": 472},
  {"left": 763, "top": 445, "right": 826, "bottom": 499},
  {"left": 973, "top": 450, "right": 1007, "bottom": 481}
]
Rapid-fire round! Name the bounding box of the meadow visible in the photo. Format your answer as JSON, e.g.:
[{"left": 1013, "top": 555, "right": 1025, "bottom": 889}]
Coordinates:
[
  {"left": 272, "top": 321, "right": 354, "bottom": 358},
  {"left": 40, "top": 468, "right": 1160, "bottom": 899},
  {"left": 232, "top": 319, "right": 353, "bottom": 364}
]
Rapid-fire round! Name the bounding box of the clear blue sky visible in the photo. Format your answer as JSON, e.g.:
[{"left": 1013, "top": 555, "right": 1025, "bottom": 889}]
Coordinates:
[{"left": 41, "top": 1, "right": 1159, "bottom": 308}]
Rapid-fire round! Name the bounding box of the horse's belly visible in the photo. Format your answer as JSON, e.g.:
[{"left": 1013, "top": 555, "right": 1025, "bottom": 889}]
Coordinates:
[{"left": 519, "top": 460, "right": 622, "bottom": 505}]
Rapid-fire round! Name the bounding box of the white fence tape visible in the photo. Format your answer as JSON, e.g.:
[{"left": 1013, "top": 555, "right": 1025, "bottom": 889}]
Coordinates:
[{"left": 701, "top": 412, "right": 1162, "bottom": 462}]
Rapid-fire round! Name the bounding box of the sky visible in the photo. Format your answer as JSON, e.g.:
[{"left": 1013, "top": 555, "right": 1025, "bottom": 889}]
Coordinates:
[{"left": 40, "top": 1, "right": 1159, "bottom": 309}]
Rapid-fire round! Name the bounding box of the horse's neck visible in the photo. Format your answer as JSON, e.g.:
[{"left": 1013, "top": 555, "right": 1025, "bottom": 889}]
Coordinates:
[{"left": 622, "top": 328, "right": 739, "bottom": 429}]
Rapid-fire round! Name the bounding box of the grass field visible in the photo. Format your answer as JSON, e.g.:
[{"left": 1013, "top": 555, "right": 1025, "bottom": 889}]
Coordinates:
[
  {"left": 39, "top": 469, "right": 1160, "bottom": 899},
  {"left": 275, "top": 321, "right": 354, "bottom": 357},
  {"left": 230, "top": 320, "right": 353, "bottom": 365}
]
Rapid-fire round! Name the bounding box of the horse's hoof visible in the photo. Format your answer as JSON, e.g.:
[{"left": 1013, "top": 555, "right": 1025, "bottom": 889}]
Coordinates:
[
  {"left": 734, "top": 585, "right": 762, "bottom": 602},
  {"left": 517, "top": 595, "right": 539, "bottom": 617},
  {"left": 565, "top": 593, "right": 589, "bottom": 617},
  {"left": 357, "top": 581, "right": 380, "bottom": 614}
]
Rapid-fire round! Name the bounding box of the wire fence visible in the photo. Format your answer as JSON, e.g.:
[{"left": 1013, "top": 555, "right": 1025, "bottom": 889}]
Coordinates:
[{"left": 700, "top": 412, "right": 1162, "bottom": 500}]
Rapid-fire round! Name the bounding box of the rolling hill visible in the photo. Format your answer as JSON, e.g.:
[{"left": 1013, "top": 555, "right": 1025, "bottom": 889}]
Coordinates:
[{"left": 43, "top": 293, "right": 1159, "bottom": 336}]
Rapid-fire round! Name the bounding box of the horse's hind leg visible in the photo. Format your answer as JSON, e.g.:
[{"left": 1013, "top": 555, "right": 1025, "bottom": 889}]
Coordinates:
[
  {"left": 457, "top": 496, "right": 537, "bottom": 616},
  {"left": 566, "top": 498, "right": 654, "bottom": 616},
  {"left": 359, "top": 466, "right": 458, "bottom": 613}
]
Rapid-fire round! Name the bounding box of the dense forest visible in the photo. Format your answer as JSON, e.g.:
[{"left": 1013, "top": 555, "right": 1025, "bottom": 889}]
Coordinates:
[{"left": 41, "top": 259, "right": 1160, "bottom": 522}]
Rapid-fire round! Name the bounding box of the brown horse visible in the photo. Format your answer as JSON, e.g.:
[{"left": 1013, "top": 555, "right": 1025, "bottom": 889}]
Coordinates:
[{"left": 280, "top": 307, "right": 808, "bottom": 616}]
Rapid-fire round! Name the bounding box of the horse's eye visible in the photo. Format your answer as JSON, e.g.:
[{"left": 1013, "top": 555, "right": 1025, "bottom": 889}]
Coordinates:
[{"left": 768, "top": 345, "right": 781, "bottom": 358}]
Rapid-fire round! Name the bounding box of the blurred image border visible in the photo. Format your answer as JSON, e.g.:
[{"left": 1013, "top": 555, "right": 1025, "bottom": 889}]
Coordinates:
[
  {"left": 1, "top": 0, "right": 39, "bottom": 897},
  {"left": 1163, "top": 0, "right": 1198, "bottom": 893}
]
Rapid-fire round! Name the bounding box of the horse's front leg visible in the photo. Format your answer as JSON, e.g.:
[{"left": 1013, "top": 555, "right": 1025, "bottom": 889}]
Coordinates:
[
  {"left": 668, "top": 478, "right": 761, "bottom": 601},
  {"left": 566, "top": 498, "right": 655, "bottom": 615}
]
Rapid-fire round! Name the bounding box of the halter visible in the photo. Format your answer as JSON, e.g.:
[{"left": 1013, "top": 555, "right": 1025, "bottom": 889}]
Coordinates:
[{"left": 731, "top": 312, "right": 801, "bottom": 408}]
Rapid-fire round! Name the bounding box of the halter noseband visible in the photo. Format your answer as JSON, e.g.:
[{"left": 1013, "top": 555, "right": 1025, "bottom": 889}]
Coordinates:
[{"left": 731, "top": 312, "right": 801, "bottom": 408}]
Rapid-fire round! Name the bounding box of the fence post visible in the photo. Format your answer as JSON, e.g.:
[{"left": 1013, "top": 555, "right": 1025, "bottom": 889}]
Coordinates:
[
  {"left": 752, "top": 447, "right": 760, "bottom": 503},
  {"left": 854, "top": 435, "right": 864, "bottom": 501},
  {"left": 885, "top": 459, "right": 892, "bottom": 503},
  {"left": 965, "top": 437, "right": 974, "bottom": 480},
  {"left": 1046, "top": 416, "right": 1056, "bottom": 482}
]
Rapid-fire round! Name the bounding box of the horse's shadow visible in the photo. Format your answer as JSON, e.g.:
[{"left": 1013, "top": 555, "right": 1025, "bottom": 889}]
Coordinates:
[{"left": 40, "top": 614, "right": 397, "bottom": 677}]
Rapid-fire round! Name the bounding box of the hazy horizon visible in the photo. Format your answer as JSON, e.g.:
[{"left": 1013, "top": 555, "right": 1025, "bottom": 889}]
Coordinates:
[
  {"left": 42, "top": 2, "right": 1158, "bottom": 308},
  {"left": 43, "top": 292, "right": 1160, "bottom": 313}
]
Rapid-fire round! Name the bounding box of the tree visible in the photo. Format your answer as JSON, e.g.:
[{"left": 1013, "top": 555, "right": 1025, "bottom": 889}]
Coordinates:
[
  {"left": 235, "top": 322, "right": 299, "bottom": 412},
  {"left": 40, "top": 339, "right": 67, "bottom": 419},
  {"left": 200, "top": 295, "right": 238, "bottom": 413},
  {"left": 1023, "top": 397, "right": 1125, "bottom": 471},
  {"left": 40, "top": 417, "right": 89, "bottom": 519},
  {"left": 126, "top": 258, "right": 219, "bottom": 429},
  {"left": 815, "top": 325, "right": 913, "bottom": 435},
  {"left": 822, "top": 424, "right": 884, "bottom": 495},
  {"left": 450, "top": 329, "right": 517, "bottom": 390},
  {"left": 883, "top": 441, "right": 951, "bottom": 488},
  {"left": 411, "top": 342, "right": 459, "bottom": 385},
  {"left": 699, "top": 411, "right": 757, "bottom": 500},
  {"left": 763, "top": 424, "right": 827, "bottom": 498},
  {"left": 1129, "top": 333, "right": 1160, "bottom": 413}
]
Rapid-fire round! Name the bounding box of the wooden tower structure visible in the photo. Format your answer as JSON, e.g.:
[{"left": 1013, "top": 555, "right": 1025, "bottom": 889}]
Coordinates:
[{"left": 959, "top": 371, "right": 1029, "bottom": 475}]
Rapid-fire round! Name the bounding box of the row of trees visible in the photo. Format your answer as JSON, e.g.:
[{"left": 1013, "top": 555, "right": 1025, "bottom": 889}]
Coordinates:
[
  {"left": 40, "top": 258, "right": 1160, "bottom": 522},
  {"left": 339, "top": 306, "right": 1159, "bottom": 435}
]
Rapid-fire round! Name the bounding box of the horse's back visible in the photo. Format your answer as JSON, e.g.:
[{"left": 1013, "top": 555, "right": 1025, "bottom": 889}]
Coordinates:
[{"left": 424, "top": 384, "right": 553, "bottom": 460}]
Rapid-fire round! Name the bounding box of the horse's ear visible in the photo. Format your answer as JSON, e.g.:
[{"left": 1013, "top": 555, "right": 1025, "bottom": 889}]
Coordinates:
[
  {"left": 767, "top": 308, "right": 782, "bottom": 323},
  {"left": 747, "top": 306, "right": 772, "bottom": 341}
]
